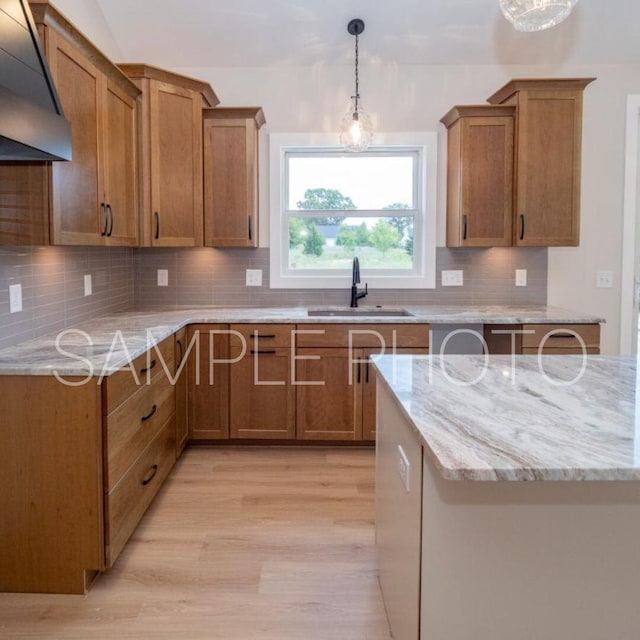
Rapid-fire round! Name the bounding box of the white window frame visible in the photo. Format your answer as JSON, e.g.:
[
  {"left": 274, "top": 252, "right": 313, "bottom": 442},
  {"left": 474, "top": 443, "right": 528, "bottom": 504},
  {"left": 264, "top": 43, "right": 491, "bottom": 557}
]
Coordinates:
[{"left": 269, "top": 132, "right": 437, "bottom": 289}]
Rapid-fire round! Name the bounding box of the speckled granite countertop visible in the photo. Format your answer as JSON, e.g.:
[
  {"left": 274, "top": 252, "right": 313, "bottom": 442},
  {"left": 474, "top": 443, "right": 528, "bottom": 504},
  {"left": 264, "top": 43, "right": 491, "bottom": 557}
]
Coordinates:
[
  {"left": 375, "top": 354, "right": 638, "bottom": 482},
  {"left": 0, "top": 305, "right": 604, "bottom": 376}
]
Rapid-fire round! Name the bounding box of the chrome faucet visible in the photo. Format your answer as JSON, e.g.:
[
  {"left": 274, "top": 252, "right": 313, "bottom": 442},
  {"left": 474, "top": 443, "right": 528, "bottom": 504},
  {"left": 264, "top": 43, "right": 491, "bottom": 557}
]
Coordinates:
[{"left": 350, "top": 256, "right": 368, "bottom": 307}]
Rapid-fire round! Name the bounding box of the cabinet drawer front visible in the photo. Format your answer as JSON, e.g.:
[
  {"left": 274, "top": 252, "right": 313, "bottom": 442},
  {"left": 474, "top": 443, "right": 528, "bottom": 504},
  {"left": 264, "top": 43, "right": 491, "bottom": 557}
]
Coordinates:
[
  {"left": 105, "top": 372, "right": 176, "bottom": 490},
  {"left": 295, "top": 324, "right": 430, "bottom": 349},
  {"left": 106, "top": 418, "right": 175, "bottom": 566},
  {"left": 521, "top": 324, "right": 600, "bottom": 350},
  {"left": 103, "top": 338, "right": 174, "bottom": 414},
  {"left": 230, "top": 324, "right": 294, "bottom": 349}
]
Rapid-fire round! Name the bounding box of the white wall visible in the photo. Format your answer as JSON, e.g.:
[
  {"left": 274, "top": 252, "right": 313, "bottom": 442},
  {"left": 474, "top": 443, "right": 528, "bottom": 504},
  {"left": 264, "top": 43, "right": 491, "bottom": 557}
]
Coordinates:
[
  {"left": 50, "top": 0, "right": 122, "bottom": 60},
  {"left": 174, "top": 63, "right": 640, "bottom": 354}
]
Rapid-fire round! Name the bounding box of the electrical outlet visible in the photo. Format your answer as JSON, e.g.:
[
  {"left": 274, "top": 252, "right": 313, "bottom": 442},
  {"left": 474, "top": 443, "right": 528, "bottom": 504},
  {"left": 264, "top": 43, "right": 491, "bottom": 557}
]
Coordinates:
[
  {"left": 397, "top": 445, "right": 410, "bottom": 492},
  {"left": 515, "top": 269, "right": 527, "bottom": 287},
  {"left": 596, "top": 271, "right": 613, "bottom": 288},
  {"left": 441, "top": 270, "right": 464, "bottom": 287},
  {"left": 9, "top": 284, "right": 22, "bottom": 314},
  {"left": 83, "top": 274, "right": 92, "bottom": 296},
  {"left": 157, "top": 269, "right": 169, "bottom": 287},
  {"left": 246, "top": 269, "right": 263, "bottom": 287}
]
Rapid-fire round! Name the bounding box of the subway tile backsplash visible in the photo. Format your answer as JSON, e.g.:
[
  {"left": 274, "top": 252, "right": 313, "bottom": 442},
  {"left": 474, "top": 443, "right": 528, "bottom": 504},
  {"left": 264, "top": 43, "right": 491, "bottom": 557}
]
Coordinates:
[
  {"left": 133, "top": 247, "right": 547, "bottom": 309},
  {"left": 0, "top": 246, "right": 134, "bottom": 351},
  {"left": 0, "top": 245, "right": 546, "bottom": 350}
]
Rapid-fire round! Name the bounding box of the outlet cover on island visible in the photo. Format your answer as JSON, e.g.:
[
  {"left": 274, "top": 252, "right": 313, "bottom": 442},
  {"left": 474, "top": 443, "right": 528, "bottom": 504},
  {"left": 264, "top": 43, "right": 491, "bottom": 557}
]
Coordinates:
[
  {"left": 441, "top": 270, "right": 463, "bottom": 287},
  {"left": 246, "top": 269, "right": 263, "bottom": 287},
  {"left": 84, "top": 274, "right": 92, "bottom": 296},
  {"left": 9, "top": 284, "right": 22, "bottom": 313},
  {"left": 596, "top": 271, "right": 613, "bottom": 288},
  {"left": 515, "top": 269, "right": 527, "bottom": 287},
  {"left": 157, "top": 269, "right": 169, "bottom": 287}
]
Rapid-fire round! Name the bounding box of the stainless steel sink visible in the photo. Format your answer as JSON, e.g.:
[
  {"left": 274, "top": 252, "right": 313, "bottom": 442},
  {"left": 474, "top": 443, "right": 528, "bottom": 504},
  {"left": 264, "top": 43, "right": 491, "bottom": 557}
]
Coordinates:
[{"left": 307, "top": 308, "right": 414, "bottom": 318}]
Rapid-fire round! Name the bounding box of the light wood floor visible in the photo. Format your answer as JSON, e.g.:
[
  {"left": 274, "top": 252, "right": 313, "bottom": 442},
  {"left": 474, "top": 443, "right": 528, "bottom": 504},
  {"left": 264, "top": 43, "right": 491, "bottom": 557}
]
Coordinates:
[{"left": 0, "top": 447, "right": 391, "bottom": 640}]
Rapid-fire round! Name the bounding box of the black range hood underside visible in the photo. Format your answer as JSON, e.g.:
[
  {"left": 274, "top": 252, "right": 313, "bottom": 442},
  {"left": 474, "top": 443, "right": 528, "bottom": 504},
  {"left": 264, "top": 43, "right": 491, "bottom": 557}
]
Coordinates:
[{"left": 0, "top": 0, "right": 71, "bottom": 161}]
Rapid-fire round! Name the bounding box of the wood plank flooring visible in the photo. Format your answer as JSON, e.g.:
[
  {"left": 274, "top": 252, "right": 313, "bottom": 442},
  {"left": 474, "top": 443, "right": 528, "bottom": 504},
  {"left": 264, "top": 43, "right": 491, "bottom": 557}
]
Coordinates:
[{"left": 0, "top": 447, "right": 391, "bottom": 639}]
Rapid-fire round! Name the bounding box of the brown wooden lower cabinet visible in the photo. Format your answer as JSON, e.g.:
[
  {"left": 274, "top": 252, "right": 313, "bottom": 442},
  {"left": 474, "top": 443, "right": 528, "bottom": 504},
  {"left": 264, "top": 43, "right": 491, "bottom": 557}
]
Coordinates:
[
  {"left": 188, "top": 324, "right": 230, "bottom": 440},
  {"left": 175, "top": 327, "right": 189, "bottom": 456},
  {"left": 484, "top": 323, "right": 601, "bottom": 355}
]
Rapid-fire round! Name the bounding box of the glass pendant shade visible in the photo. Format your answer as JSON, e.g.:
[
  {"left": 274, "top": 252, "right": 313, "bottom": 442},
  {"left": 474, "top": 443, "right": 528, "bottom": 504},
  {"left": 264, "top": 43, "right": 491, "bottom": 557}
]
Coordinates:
[
  {"left": 340, "top": 99, "right": 374, "bottom": 152},
  {"left": 499, "top": 0, "right": 578, "bottom": 32}
]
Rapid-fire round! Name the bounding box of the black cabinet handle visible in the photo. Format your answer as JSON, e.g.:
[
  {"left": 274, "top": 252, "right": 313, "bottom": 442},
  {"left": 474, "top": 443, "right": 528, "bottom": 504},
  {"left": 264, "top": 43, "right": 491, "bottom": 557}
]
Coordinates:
[
  {"left": 357, "top": 361, "right": 361, "bottom": 384},
  {"left": 141, "top": 404, "right": 157, "bottom": 422},
  {"left": 107, "top": 204, "right": 114, "bottom": 237},
  {"left": 177, "top": 339, "right": 184, "bottom": 366},
  {"left": 100, "top": 203, "right": 108, "bottom": 236},
  {"left": 248, "top": 215, "right": 252, "bottom": 241},
  {"left": 519, "top": 214, "right": 525, "bottom": 241},
  {"left": 366, "top": 361, "right": 370, "bottom": 383},
  {"left": 154, "top": 212, "right": 160, "bottom": 240},
  {"left": 463, "top": 214, "right": 468, "bottom": 241},
  {"left": 253, "top": 334, "right": 276, "bottom": 339},
  {"left": 141, "top": 464, "right": 159, "bottom": 486},
  {"left": 250, "top": 349, "right": 276, "bottom": 355},
  {"left": 548, "top": 333, "right": 577, "bottom": 339},
  {"left": 141, "top": 359, "right": 156, "bottom": 374}
]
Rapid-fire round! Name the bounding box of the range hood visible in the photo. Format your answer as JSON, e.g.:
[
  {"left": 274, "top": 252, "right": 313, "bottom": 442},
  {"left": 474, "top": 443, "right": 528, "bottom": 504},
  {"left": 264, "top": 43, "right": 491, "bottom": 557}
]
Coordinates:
[{"left": 0, "top": 0, "right": 71, "bottom": 161}]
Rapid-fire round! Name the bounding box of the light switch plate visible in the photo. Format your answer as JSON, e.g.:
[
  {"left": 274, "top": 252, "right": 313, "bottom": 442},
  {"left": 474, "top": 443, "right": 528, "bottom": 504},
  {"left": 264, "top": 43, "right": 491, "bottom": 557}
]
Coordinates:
[
  {"left": 596, "top": 271, "right": 613, "bottom": 288},
  {"left": 246, "top": 269, "right": 263, "bottom": 287},
  {"left": 397, "top": 445, "right": 410, "bottom": 492},
  {"left": 9, "top": 284, "right": 22, "bottom": 314},
  {"left": 157, "top": 269, "right": 169, "bottom": 287},
  {"left": 441, "top": 270, "right": 464, "bottom": 287},
  {"left": 515, "top": 269, "right": 527, "bottom": 287},
  {"left": 84, "top": 274, "right": 92, "bottom": 296}
]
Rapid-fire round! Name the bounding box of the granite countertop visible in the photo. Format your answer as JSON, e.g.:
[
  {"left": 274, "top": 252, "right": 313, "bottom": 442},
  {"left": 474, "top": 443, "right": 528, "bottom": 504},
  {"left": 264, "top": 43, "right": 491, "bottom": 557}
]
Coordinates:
[
  {"left": 0, "top": 305, "right": 604, "bottom": 377},
  {"left": 374, "top": 354, "right": 639, "bottom": 482}
]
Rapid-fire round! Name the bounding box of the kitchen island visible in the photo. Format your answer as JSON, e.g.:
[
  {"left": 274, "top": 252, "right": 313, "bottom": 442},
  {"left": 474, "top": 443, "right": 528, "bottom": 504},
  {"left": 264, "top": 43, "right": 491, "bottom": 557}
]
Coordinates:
[{"left": 374, "top": 354, "right": 640, "bottom": 640}]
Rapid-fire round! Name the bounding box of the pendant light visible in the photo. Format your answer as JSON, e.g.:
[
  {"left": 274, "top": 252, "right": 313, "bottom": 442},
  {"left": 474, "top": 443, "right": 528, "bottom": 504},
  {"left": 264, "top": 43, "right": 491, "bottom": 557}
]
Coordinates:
[
  {"left": 499, "top": 0, "right": 579, "bottom": 32},
  {"left": 339, "top": 18, "right": 373, "bottom": 152}
]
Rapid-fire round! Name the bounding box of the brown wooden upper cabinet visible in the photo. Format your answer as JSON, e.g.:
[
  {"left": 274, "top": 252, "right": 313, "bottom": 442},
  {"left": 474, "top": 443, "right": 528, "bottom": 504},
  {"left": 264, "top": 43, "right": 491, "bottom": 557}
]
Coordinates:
[
  {"left": 0, "top": 1, "right": 141, "bottom": 246},
  {"left": 118, "top": 65, "right": 219, "bottom": 247},
  {"left": 203, "top": 107, "right": 266, "bottom": 248},
  {"left": 441, "top": 105, "right": 515, "bottom": 247},
  {"left": 487, "top": 78, "right": 595, "bottom": 247}
]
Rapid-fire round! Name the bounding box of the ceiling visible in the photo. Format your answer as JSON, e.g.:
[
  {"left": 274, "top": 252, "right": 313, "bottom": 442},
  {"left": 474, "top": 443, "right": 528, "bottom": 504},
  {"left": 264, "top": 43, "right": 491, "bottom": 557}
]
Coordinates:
[{"left": 94, "top": 0, "right": 640, "bottom": 67}]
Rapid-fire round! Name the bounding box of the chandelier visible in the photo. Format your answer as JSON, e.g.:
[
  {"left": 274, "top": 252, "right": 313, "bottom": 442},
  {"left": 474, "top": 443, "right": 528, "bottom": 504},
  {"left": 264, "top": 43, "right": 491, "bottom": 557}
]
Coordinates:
[
  {"left": 499, "top": 0, "right": 579, "bottom": 32},
  {"left": 339, "top": 19, "right": 373, "bottom": 152}
]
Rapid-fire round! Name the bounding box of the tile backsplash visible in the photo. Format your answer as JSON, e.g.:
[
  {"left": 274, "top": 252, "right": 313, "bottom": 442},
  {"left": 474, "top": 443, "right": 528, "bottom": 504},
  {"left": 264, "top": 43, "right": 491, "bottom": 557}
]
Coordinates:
[
  {"left": 134, "top": 247, "right": 547, "bottom": 309},
  {"left": 0, "top": 245, "right": 546, "bottom": 350},
  {"left": 0, "top": 247, "right": 134, "bottom": 350}
]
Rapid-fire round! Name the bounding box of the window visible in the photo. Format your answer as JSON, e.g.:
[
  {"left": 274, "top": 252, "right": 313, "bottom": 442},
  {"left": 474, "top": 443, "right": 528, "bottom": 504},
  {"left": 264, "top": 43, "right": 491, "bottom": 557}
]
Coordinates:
[{"left": 269, "top": 133, "right": 437, "bottom": 289}]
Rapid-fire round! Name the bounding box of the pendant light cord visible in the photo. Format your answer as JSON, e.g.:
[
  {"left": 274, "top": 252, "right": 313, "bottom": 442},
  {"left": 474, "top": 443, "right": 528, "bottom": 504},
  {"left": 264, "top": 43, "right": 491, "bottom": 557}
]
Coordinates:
[{"left": 354, "top": 32, "right": 360, "bottom": 113}]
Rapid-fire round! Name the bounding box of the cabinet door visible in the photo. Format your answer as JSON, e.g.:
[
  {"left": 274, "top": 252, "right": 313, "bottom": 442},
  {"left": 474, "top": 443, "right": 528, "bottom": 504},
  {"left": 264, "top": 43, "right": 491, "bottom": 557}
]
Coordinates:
[
  {"left": 175, "top": 327, "right": 189, "bottom": 456},
  {"left": 229, "top": 348, "right": 295, "bottom": 439},
  {"left": 103, "top": 79, "right": 138, "bottom": 246},
  {"left": 458, "top": 117, "right": 514, "bottom": 247},
  {"left": 47, "top": 31, "right": 106, "bottom": 245},
  {"left": 149, "top": 82, "right": 203, "bottom": 246},
  {"left": 295, "top": 348, "right": 362, "bottom": 441},
  {"left": 188, "top": 324, "right": 229, "bottom": 440},
  {"left": 514, "top": 90, "right": 583, "bottom": 246},
  {"left": 204, "top": 119, "right": 257, "bottom": 247}
]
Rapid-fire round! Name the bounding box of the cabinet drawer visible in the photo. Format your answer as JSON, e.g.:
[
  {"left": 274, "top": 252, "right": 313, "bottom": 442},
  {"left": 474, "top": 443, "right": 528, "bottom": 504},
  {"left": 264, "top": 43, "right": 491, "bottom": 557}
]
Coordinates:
[
  {"left": 230, "top": 324, "right": 294, "bottom": 350},
  {"left": 522, "top": 347, "right": 600, "bottom": 355},
  {"left": 105, "top": 418, "right": 175, "bottom": 566},
  {"left": 105, "top": 371, "right": 176, "bottom": 490},
  {"left": 295, "top": 324, "right": 430, "bottom": 349},
  {"left": 103, "top": 337, "right": 175, "bottom": 414},
  {"left": 521, "top": 324, "right": 600, "bottom": 350}
]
